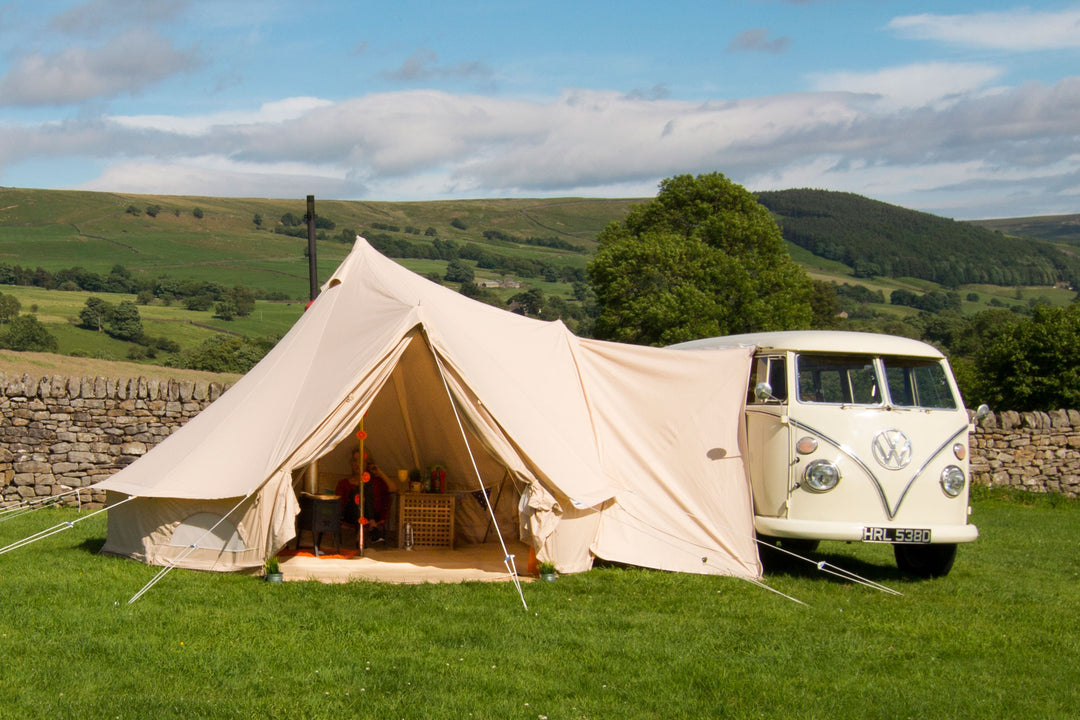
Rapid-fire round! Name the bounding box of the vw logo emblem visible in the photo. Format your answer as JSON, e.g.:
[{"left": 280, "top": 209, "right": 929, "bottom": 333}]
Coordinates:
[{"left": 872, "top": 429, "right": 912, "bottom": 470}]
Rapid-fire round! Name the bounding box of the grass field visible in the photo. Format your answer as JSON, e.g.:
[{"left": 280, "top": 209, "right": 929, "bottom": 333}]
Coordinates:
[
  {"left": 0, "top": 283, "right": 306, "bottom": 361},
  {"left": 0, "top": 487, "right": 1076, "bottom": 719}
]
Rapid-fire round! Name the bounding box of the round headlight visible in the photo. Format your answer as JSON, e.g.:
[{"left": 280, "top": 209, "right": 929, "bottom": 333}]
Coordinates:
[
  {"left": 803, "top": 459, "right": 841, "bottom": 492},
  {"left": 940, "top": 465, "right": 966, "bottom": 497}
]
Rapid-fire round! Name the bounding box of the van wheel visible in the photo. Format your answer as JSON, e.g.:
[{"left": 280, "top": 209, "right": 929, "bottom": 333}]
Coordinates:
[
  {"left": 893, "top": 543, "right": 956, "bottom": 578},
  {"left": 756, "top": 535, "right": 812, "bottom": 569},
  {"left": 776, "top": 538, "right": 819, "bottom": 554}
]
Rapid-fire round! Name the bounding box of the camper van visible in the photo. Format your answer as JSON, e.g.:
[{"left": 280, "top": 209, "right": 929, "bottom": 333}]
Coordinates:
[{"left": 673, "top": 331, "right": 986, "bottom": 577}]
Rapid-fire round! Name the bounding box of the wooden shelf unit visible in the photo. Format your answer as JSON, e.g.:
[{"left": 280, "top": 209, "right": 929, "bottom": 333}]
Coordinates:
[{"left": 398, "top": 493, "right": 455, "bottom": 549}]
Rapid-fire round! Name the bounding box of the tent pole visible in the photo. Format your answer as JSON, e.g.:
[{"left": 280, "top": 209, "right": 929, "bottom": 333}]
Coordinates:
[
  {"left": 481, "top": 472, "right": 509, "bottom": 543},
  {"left": 357, "top": 417, "right": 366, "bottom": 555}
]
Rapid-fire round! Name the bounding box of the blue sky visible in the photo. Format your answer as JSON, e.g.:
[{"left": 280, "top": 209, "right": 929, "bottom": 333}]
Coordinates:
[{"left": 1, "top": 1, "right": 1079, "bottom": 219}]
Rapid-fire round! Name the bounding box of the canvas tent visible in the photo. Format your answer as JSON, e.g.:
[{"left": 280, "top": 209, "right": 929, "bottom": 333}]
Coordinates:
[{"left": 96, "top": 238, "right": 761, "bottom": 580}]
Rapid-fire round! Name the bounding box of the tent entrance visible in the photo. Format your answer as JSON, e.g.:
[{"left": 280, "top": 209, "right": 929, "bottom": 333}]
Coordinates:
[{"left": 287, "top": 335, "right": 525, "bottom": 575}]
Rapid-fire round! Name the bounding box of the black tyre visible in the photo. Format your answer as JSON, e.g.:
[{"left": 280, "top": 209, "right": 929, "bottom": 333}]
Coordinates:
[
  {"left": 757, "top": 535, "right": 819, "bottom": 571},
  {"left": 757, "top": 535, "right": 820, "bottom": 553},
  {"left": 893, "top": 543, "right": 957, "bottom": 578},
  {"left": 777, "top": 537, "right": 820, "bottom": 554}
]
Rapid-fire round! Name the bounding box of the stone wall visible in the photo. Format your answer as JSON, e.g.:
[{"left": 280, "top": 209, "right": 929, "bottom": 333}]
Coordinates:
[
  {"left": 0, "top": 371, "right": 226, "bottom": 509},
  {"left": 970, "top": 409, "right": 1080, "bottom": 499},
  {"left": 2, "top": 371, "right": 1078, "bottom": 507}
]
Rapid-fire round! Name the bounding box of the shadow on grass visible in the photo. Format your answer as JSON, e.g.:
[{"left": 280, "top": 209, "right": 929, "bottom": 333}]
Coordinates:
[
  {"left": 596, "top": 547, "right": 914, "bottom": 589},
  {"left": 76, "top": 537, "right": 107, "bottom": 555},
  {"left": 760, "top": 544, "right": 909, "bottom": 585}
]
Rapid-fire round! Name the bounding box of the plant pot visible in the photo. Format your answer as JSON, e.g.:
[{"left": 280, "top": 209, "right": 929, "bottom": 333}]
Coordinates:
[
  {"left": 541, "top": 572, "right": 557, "bottom": 582},
  {"left": 265, "top": 572, "right": 284, "bottom": 583}
]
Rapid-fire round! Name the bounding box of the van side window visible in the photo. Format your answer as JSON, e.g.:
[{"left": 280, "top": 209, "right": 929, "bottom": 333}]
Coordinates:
[
  {"left": 748, "top": 356, "right": 787, "bottom": 403},
  {"left": 768, "top": 357, "right": 787, "bottom": 401},
  {"left": 884, "top": 357, "right": 957, "bottom": 409},
  {"left": 796, "top": 354, "right": 880, "bottom": 405}
]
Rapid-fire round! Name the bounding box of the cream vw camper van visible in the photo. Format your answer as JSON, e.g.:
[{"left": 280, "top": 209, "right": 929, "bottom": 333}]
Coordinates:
[{"left": 674, "top": 331, "right": 985, "bottom": 577}]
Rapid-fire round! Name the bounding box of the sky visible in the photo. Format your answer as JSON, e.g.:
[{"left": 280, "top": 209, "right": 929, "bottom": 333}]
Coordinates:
[{"left": 1, "top": 1, "right": 1079, "bottom": 220}]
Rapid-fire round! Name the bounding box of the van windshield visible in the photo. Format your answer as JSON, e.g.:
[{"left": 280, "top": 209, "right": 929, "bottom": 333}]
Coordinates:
[
  {"left": 795, "top": 353, "right": 958, "bottom": 410},
  {"left": 796, "top": 355, "right": 880, "bottom": 405},
  {"left": 883, "top": 357, "right": 957, "bottom": 409}
]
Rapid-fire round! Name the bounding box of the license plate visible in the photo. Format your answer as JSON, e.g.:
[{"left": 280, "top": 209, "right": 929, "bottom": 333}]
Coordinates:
[{"left": 862, "top": 527, "right": 931, "bottom": 544}]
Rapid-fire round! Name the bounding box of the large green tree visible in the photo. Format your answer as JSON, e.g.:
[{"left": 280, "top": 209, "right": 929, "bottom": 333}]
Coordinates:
[
  {"left": 972, "top": 303, "right": 1080, "bottom": 411},
  {"left": 0, "top": 293, "right": 21, "bottom": 324},
  {"left": 588, "top": 173, "right": 813, "bottom": 345},
  {"left": 107, "top": 301, "right": 143, "bottom": 341},
  {"left": 78, "top": 296, "right": 112, "bottom": 331}
]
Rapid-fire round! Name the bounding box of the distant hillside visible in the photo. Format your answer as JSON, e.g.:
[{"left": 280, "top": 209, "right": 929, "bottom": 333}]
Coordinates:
[
  {"left": 756, "top": 189, "right": 1080, "bottom": 287},
  {"left": 970, "top": 213, "right": 1080, "bottom": 246},
  {"left": 0, "top": 187, "right": 641, "bottom": 299}
]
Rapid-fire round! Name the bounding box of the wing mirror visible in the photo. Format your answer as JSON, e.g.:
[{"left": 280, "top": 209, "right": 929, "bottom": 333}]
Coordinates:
[{"left": 754, "top": 382, "right": 775, "bottom": 402}]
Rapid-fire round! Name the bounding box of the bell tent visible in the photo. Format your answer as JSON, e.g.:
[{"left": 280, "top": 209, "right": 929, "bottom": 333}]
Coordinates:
[{"left": 95, "top": 238, "right": 761, "bottom": 581}]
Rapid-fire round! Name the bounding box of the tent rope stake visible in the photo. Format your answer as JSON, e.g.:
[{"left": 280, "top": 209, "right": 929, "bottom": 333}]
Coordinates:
[
  {"left": 427, "top": 340, "right": 528, "bottom": 610},
  {"left": 755, "top": 539, "right": 903, "bottom": 596},
  {"left": 0, "top": 488, "right": 87, "bottom": 525},
  {"left": 0, "top": 495, "right": 135, "bottom": 558},
  {"left": 127, "top": 492, "right": 255, "bottom": 604}
]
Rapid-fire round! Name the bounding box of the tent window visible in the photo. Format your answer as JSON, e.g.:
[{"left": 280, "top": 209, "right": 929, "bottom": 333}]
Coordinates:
[{"left": 169, "top": 513, "right": 248, "bottom": 552}]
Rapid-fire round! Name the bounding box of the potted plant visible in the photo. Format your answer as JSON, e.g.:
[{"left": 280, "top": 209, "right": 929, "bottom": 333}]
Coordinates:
[
  {"left": 264, "top": 556, "right": 283, "bottom": 583},
  {"left": 538, "top": 561, "right": 557, "bottom": 582}
]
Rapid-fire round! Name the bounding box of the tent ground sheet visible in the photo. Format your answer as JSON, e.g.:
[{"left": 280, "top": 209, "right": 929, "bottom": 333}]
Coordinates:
[{"left": 276, "top": 539, "right": 532, "bottom": 584}]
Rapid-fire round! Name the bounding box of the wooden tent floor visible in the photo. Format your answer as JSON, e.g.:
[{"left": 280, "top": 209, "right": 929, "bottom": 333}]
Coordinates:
[{"left": 276, "top": 538, "right": 533, "bottom": 584}]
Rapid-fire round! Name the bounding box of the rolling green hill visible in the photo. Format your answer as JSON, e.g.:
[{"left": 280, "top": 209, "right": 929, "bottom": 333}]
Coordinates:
[
  {"left": 970, "top": 213, "right": 1080, "bottom": 246},
  {"left": 756, "top": 189, "right": 1080, "bottom": 287},
  {"left": 2, "top": 185, "right": 1078, "bottom": 376},
  {"left": 0, "top": 187, "right": 638, "bottom": 297},
  {"left": 0, "top": 187, "right": 641, "bottom": 364}
]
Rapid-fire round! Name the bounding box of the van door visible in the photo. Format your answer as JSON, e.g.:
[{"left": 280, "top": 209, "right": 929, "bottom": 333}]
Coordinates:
[{"left": 744, "top": 354, "right": 791, "bottom": 517}]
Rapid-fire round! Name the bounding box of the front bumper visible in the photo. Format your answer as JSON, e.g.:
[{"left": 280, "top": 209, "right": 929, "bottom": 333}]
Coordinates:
[{"left": 755, "top": 516, "right": 979, "bottom": 544}]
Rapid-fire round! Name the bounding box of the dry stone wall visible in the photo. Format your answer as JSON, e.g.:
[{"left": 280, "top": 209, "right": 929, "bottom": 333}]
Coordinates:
[
  {"left": 2, "top": 371, "right": 1078, "bottom": 507},
  {"left": 0, "top": 371, "right": 226, "bottom": 509},
  {"left": 970, "top": 409, "right": 1080, "bottom": 499}
]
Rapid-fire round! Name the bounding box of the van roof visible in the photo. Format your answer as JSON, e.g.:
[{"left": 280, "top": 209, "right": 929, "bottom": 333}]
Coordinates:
[{"left": 670, "top": 330, "right": 946, "bottom": 359}]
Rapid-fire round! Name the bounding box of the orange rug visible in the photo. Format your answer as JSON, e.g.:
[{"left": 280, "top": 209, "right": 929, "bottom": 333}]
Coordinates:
[{"left": 277, "top": 548, "right": 359, "bottom": 560}]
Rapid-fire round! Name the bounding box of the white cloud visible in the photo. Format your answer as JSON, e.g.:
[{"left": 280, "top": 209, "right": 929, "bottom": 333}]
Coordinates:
[
  {"left": 889, "top": 8, "right": 1080, "bottom": 51},
  {"left": 0, "top": 29, "right": 199, "bottom": 107},
  {"left": 808, "top": 62, "right": 1003, "bottom": 110},
  {"left": 110, "top": 97, "right": 335, "bottom": 135},
  {"left": 3, "top": 74, "right": 1080, "bottom": 218},
  {"left": 79, "top": 157, "right": 355, "bottom": 199}
]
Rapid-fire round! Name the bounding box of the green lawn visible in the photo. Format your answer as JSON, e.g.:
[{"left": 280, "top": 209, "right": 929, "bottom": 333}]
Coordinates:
[{"left": 0, "top": 487, "right": 1076, "bottom": 719}]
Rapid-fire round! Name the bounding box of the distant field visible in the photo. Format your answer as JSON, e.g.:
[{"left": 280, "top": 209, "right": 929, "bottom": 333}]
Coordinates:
[
  {"left": 972, "top": 212, "right": 1080, "bottom": 245},
  {"left": 0, "top": 349, "right": 240, "bottom": 384},
  {"left": 0, "top": 188, "right": 643, "bottom": 361},
  {"left": 2, "top": 187, "right": 1076, "bottom": 366},
  {"left": 0, "top": 187, "right": 634, "bottom": 299},
  {"left": 0, "top": 283, "right": 305, "bottom": 361}
]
